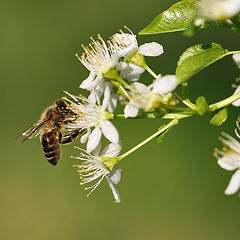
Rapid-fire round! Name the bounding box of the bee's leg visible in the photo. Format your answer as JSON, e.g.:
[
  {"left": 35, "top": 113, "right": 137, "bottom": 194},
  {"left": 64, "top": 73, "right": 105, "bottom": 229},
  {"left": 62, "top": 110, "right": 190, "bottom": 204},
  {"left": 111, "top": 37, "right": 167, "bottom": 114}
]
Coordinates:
[
  {"left": 60, "top": 129, "right": 83, "bottom": 145},
  {"left": 54, "top": 121, "right": 64, "bottom": 128},
  {"left": 54, "top": 119, "right": 74, "bottom": 128},
  {"left": 63, "top": 119, "right": 74, "bottom": 124},
  {"left": 58, "top": 131, "right": 62, "bottom": 143}
]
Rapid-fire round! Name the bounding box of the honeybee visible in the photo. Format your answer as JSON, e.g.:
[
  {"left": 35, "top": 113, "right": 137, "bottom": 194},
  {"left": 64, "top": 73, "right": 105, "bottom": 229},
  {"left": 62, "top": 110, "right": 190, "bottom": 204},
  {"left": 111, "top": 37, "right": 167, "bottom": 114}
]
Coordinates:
[{"left": 19, "top": 99, "right": 83, "bottom": 166}]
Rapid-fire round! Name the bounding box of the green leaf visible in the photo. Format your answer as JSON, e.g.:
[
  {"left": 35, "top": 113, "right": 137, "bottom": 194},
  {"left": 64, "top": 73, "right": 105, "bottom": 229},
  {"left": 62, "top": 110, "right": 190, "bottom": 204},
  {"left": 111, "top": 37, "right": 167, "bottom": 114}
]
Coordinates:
[
  {"left": 176, "top": 43, "right": 228, "bottom": 83},
  {"left": 210, "top": 108, "right": 228, "bottom": 126},
  {"left": 196, "top": 96, "right": 209, "bottom": 115},
  {"left": 139, "top": 0, "right": 198, "bottom": 35}
]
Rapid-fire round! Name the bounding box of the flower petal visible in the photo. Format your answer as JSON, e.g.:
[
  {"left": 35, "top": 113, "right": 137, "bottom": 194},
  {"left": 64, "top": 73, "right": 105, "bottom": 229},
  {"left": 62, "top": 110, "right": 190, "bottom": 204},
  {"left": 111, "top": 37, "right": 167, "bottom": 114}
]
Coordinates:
[
  {"left": 224, "top": 1, "right": 240, "bottom": 19},
  {"left": 124, "top": 102, "right": 139, "bottom": 118},
  {"left": 108, "top": 94, "right": 117, "bottom": 113},
  {"left": 108, "top": 53, "right": 119, "bottom": 68},
  {"left": 138, "top": 42, "right": 164, "bottom": 57},
  {"left": 132, "top": 82, "right": 148, "bottom": 92},
  {"left": 92, "top": 142, "right": 101, "bottom": 157},
  {"left": 232, "top": 86, "right": 240, "bottom": 107},
  {"left": 224, "top": 169, "right": 240, "bottom": 195},
  {"left": 87, "top": 127, "right": 102, "bottom": 153},
  {"left": 79, "top": 71, "right": 96, "bottom": 89},
  {"left": 80, "top": 128, "right": 91, "bottom": 144},
  {"left": 233, "top": 53, "right": 240, "bottom": 68},
  {"left": 119, "top": 63, "right": 145, "bottom": 82},
  {"left": 101, "top": 142, "right": 122, "bottom": 158},
  {"left": 109, "top": 166, "right": 123, "bottom": 185},
  {"left": 101, "top": 120, "right": 119, "bottom": 143},
  {"left": 106, "top": 176, "right": 121, "bottom": 203},
  {"left": 102, "top": 84, "right": 111, "bottom": 111},
  {"left": 153, "top": 75, "right": 178, "bottom": 95},
  {"left": 217, "top": 155, "right": 240, "bottom": 171}
]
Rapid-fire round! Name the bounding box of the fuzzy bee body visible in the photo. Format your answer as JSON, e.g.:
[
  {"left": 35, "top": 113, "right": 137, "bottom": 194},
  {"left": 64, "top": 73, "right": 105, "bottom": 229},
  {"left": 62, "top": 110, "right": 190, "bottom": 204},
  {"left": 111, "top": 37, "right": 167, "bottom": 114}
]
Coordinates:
[
  {"left": 19, "top": 99, "right": 83, "bottom": 166},
  {"left": 41, "top": 128, "right": 61, "bottom": 166}
]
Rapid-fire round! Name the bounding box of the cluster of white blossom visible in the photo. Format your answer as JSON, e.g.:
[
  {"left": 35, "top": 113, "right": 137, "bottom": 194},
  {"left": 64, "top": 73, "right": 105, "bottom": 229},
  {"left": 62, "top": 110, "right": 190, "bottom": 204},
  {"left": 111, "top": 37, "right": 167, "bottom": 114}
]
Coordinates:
[
  {"left": 214, "top": 54, "right": 240, "bottom": 196},
  {"left": 232, "top": 54, "right": 240, "bottom": 107},
  {"left": 65, "top": 27, "right": 179, "bottom": 202}
]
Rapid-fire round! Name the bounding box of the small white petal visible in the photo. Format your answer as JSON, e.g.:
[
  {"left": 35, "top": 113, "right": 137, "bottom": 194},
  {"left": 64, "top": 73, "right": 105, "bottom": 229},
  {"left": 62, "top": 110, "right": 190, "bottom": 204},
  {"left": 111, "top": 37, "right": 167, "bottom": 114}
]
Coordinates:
[
  {"left": 224, "top": 169, "right": 240, "bottom": 195},
  {"left": 120, "top": 63, "right": 145, "bottom": 82},
  {"left": 138, "top": 42, "right": 164, "bottom": 57},
  {"left": 101, "top": 142, "right": 122, "bottom": 158},
  {"left": 109, "top": 167, "right": 123, "bottom": 185},
  {"left": 92, "top": 142, "right": 101, "bottom": 157},
  {"left": 102, "top": 84, "right": 111, "bottom": 111},
  {"left": 132, "top": 82, "right": 148, "bottom": 92},
  {"left": 233, "top": 54, "right": 240, "bottom": 68},
  {"left": 153, "top": 75, "right": 178, "bottom": 95},
  {"left": 101, "top": 120, "right": 119, "bottom": 143},
  {"left": 232, "top": 86, "right": 240, "bottom": 107},
  {"left": 108, "top": 53, "right": 119, "bottom": 68},
  {"left": 124, "top": 102, "right": 139, "bottom": 118},
  {"left": 224, "top": 1, "right": 240, "bottom": 18},
  {"left": 217, "top": 156, "right": 240, "bottom": 171},
  {"left": 87, "top": 127, "right": 102, "bottom": 153},
  {"left": 88, "top": 90, "right": 98, "bottom": 104},
  {"left": 108, "top": 94, "right": 117, "bottom": 113},
  {"left": 90, "top": 72, "right": 104, "bottom": 90},
  {"left": 106, "top": 176, "right": 121, "bottom": 203},
  {"left": 79, "top": 71, "right": 96, "bottom": 89},
  {"left": 116, "top": 62, "right": 128, "bottom": 71},
  {"left": 80, "top": 128, "right": 91, "bottom": 144}
]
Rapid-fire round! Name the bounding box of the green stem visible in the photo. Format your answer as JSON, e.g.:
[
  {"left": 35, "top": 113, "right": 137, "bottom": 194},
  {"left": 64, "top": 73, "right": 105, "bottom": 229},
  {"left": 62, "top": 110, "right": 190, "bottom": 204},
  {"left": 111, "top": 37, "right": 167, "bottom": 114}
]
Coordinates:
[
  {"left": 173, "top": 93, "right": 197, "bottom": 110},
  {"left": 209, "top": 91, "right": 240, "bottom": 111},
  {"left": 115, "top": 75, "right": 129, "bottom": 87},
  {"left": 114, "top": 111, "right": 194, "bottom": 120},
  {"left": 226, "top": 50, "right": 240, "bottom": 55},
  {"left": 117, "top": 119, "right": 179, "bottom": 161},
  {"left": 142, "top": 63, "right": 158, "bottom": 79},
  {"left": 161, "top": 104, "right": 190, "bottom": 112},
  {"left": 110, "top": 80, "right": 131, "bottom": 100}
]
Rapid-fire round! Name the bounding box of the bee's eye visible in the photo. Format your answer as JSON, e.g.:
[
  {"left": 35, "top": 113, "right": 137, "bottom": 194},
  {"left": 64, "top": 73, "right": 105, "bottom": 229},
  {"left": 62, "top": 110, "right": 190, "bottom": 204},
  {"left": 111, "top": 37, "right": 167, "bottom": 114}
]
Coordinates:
[{"left": 49, "top": 113, "right": 54, "bottom": 118}]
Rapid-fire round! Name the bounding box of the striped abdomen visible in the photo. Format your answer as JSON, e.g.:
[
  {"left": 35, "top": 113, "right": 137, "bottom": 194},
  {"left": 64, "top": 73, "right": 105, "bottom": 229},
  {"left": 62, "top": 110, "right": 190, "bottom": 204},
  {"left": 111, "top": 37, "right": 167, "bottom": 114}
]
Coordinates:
[{"left": 40, "top": 128, "right": 61, "bottom": 166}]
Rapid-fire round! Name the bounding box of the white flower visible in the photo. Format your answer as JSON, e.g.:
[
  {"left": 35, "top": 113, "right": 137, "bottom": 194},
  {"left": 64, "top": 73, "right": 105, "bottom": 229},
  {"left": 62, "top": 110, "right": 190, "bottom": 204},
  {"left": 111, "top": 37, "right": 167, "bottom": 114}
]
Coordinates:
[
  {"left": 197, "top": 0, "right": 240, "bottom": 21},
  {"left": 233, "top": 54, "right": 240, "bottom": 69},
  {"left": 73, "top": 143, "right": 122, "bottom": 203},
  {"left": 124, "top": 75, "right": 178, "bottom": 118},
  {"left": 64, "top": 92, "right": 119, "bottom": 153},
  {"left": 111, "top": 27, "right": 164, "bottom": 58},
  {"left": 214, "top": 131, "right": 240, "bottom": 195},
  {"left": 76, "top": 35, "right": 119, "bottom": 91}
]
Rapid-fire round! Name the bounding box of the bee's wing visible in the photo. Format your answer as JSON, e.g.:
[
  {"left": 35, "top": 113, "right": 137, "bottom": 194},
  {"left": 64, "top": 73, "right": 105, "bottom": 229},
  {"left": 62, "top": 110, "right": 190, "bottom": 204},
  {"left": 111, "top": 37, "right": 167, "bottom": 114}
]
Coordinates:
[{"left": 18, "top": 119, "right": 48, "bottom": 144}]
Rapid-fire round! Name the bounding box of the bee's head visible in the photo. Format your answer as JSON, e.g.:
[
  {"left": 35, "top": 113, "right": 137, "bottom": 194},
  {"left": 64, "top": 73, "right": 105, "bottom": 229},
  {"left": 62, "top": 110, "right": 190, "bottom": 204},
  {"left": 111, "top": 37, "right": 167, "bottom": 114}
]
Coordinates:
[{"left": 56, "top": 99, "right": 71, "bottom": 115}]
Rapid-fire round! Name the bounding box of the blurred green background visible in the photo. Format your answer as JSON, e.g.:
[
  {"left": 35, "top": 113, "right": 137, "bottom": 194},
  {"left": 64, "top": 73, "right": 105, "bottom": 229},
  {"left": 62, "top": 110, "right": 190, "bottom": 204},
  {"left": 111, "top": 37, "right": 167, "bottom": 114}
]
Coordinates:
[{"left": 1, "top": 0, "right": 240, "bottom": 239}]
